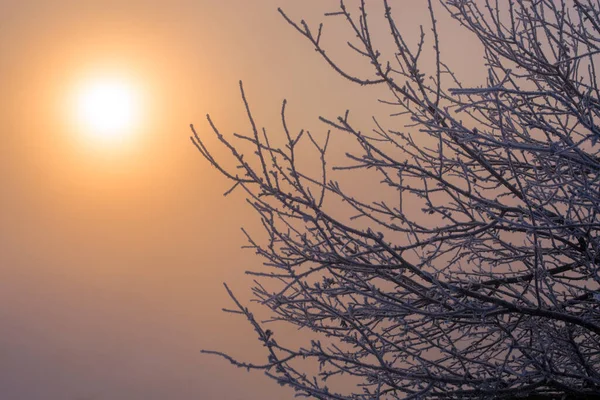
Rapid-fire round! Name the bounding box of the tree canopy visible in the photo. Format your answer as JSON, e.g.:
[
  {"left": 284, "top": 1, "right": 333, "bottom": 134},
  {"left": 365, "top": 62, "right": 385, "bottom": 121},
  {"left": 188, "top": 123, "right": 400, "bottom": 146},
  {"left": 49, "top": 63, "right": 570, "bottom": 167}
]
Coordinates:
[{"left": 194, "top": 1, "right": 600, "bottom": 398}]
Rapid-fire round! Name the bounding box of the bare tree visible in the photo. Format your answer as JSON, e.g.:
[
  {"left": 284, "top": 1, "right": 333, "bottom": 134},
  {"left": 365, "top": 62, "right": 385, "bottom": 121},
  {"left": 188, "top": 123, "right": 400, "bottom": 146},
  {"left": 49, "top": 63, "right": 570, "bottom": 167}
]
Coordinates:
[{"left": 192, "top": 0, "right": 600, "bottom": 398}]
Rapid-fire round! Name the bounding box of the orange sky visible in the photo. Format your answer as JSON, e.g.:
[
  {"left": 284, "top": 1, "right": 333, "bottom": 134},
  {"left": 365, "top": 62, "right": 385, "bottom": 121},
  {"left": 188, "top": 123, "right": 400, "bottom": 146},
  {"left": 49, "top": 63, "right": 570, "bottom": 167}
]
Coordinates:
[{"left": 0, "top": 1, "right": 483, "bottom": 399}]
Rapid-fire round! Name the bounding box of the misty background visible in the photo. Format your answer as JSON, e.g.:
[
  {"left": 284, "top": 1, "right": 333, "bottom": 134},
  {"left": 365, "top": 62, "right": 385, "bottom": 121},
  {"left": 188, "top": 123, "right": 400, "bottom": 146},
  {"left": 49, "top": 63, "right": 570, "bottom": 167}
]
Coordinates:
[{"left": 0, "top": 1, "right": 483, "bottom": 399}]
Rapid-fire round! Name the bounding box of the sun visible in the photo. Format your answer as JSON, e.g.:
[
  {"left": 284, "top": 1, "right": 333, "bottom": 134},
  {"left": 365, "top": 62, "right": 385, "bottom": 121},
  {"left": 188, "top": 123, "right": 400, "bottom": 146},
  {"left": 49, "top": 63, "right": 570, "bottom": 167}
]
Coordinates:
[{"left": 75, "top": 78, "right": 141, "bottom": 144}]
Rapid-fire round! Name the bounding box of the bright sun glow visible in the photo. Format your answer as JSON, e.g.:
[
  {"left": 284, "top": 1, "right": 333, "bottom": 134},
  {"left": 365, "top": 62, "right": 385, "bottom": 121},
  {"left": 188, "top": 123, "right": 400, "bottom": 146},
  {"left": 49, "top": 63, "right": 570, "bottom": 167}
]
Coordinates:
[{"left": 75, "top": 78, "right": 141, "bottom": 144}]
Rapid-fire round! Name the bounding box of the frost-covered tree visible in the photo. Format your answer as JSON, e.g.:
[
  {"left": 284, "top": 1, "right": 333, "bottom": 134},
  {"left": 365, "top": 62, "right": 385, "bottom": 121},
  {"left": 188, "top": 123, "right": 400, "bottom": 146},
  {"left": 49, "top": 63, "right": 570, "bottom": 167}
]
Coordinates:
[{"left": 193, "top": 0, "right": 600, "bottom": 398}]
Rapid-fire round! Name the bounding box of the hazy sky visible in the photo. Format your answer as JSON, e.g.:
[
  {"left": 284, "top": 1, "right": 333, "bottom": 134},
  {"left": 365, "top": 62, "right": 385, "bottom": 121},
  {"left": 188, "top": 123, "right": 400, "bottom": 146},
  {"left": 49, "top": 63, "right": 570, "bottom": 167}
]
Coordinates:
[{"left": 0, "top": 1, "right": 483, "bottom": 399}]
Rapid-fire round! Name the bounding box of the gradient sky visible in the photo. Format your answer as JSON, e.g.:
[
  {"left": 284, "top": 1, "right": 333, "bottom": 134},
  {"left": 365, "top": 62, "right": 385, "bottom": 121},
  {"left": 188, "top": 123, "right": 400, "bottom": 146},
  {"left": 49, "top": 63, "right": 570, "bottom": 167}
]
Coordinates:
[{"left": 0, "top": 1, "right": 483, "bottom": 399}]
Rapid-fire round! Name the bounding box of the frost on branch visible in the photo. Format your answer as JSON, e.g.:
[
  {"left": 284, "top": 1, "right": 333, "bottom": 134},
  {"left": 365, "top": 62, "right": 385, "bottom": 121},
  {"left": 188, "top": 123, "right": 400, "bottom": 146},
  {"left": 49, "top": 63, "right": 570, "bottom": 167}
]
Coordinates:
[{"left": 194, "top": 0, "right": 600, "bottom": 398}]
